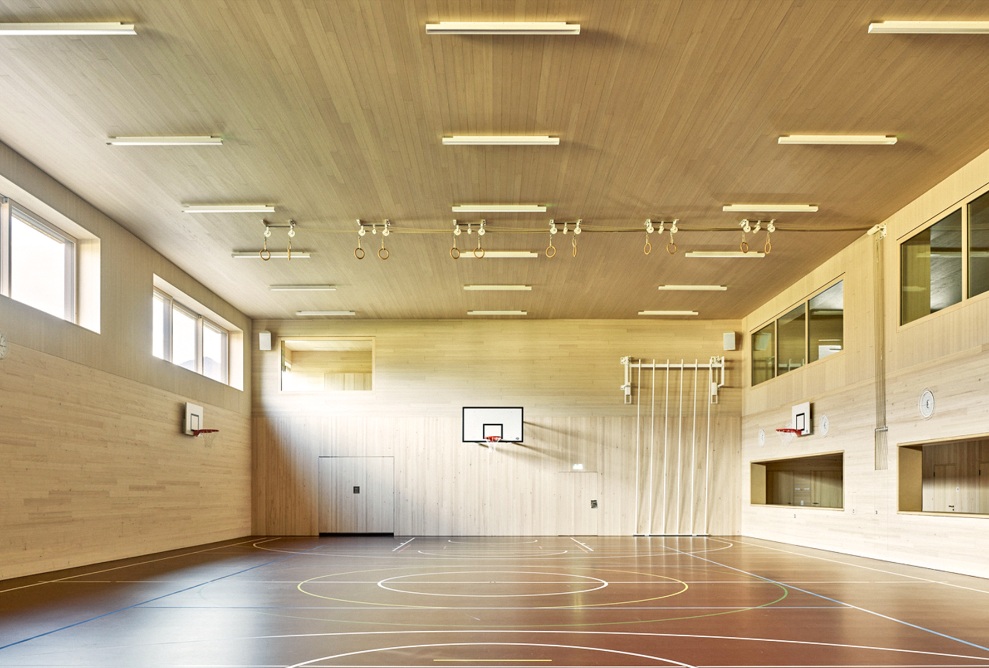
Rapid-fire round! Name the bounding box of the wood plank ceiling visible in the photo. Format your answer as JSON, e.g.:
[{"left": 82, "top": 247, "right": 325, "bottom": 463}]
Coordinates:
[{"left": 0, "top": 0, "right": 988, "bottom": 320}]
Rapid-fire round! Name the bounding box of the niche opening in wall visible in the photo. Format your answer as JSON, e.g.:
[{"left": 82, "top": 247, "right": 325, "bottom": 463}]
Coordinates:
[
  {"left": 751, "top": 452, "right": 843, "bottom": 508},
  {"left": 280, "top": 337, "right": 374, "bottom": 392},
  {"left": 899, "top": 438, "right": 989, "bottom": 515}
]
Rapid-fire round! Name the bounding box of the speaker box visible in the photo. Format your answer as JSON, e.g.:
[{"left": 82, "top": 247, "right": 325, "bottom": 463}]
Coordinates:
[
  {"left": 259, "top": 330, "right": 272, "bottom": 351},
  {"left": 723, "top": 332, "right": 736, "bottom": 351}
]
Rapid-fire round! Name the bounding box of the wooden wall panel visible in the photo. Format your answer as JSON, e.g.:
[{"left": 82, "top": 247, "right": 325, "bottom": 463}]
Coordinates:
[
  {"left": 252, "top": 320, "right": 743, "bottom": 537},
  {"left": 740, "top": 145, "right": 989, "bottom": 579}
]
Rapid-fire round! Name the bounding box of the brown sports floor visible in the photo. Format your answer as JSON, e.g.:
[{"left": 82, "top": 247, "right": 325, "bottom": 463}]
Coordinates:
[{"left": 1, "top": 536, "right": 988, "bottom": 667}]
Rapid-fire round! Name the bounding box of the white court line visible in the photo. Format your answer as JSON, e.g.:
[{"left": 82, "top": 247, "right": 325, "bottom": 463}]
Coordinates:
[
  {"left": 569, "top": 537, "right": 594, "bottom": 552},
  {"left": 0, "top": 538, "right": 260, "bottom": 595},
  {"left": 393, "top": 537, "right": 416, "bottom": 552},
  {"left": 733, "top": 538, "right": 989, "bottom": 595}
]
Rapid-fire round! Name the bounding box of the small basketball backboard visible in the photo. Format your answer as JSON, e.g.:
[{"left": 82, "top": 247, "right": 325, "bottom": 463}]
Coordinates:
[
  {"left": 791, "top": 401, "right": 812, "bottom": 437},
  {"left": 184, "top": 402, "right": 204, "bottom": 435},
  {"left": 462, "top": 406, "right": 524, "bottom": 443}
]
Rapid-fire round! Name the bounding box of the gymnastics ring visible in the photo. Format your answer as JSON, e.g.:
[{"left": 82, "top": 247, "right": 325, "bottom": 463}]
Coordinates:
[
  {"left": 259, "top": 248, "right": 271, "bottom": 261},
  {"left": 666, "top": 242, "right": 678, "bottom": 255},
  {"left": 572, "top": 236, "right": 578, "bottom": 257},
  {"left": 546, "top": 244, "right": 557, "bottom": 258},
  {"left": 473, "top": 246, "right": 485, "bottom": 258},
  {"left": 764, "top": 239, "right": 772, "bottom": 255},
  {"left": 740, "top": 240, "right": 749, "bottom": 253},
  {"left": 644, "top": 239, "right": 652, "bottom": 255},
  {"left": 354, "top": 247, "right": 365, "bottom": 260},
  {"left": 378, "top": 247, "right": 390, "bottom": 260},
  {"left": 450, "top": 246, "right": 460, "bottom": 259}
]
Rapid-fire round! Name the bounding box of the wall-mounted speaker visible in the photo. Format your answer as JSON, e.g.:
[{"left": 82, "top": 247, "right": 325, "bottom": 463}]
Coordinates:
[
  {"left": 259, "top": 330, "right": 272, "bottom": 351},
  {"left": 723, "top": 332, "right": 736, "bottom": 351}
]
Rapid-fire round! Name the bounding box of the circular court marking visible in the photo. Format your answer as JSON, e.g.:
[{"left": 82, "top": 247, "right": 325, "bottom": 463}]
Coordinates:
[{"left": 377, "top": 570, "right": 608, "bottom": 598}]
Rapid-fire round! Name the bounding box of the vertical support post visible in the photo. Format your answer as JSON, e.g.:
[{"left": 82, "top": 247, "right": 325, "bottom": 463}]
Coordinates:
[{"left": 691, "top": 359, "right": 699, "bottom": 535}]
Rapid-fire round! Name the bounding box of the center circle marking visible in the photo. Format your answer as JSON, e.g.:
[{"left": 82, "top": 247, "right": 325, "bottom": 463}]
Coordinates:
[{"left": 377, "top": 570, "right": 608, "bottom": 598}]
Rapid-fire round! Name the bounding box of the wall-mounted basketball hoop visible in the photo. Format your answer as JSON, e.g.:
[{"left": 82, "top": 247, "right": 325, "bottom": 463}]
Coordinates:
[{"left": 191, "top": 428, "right": 219, "bottom": 448}]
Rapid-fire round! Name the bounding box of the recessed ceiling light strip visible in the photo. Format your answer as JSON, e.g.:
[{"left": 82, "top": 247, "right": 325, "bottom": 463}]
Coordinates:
[
  {"left": 426, "top": 21, "right": 579, "bottom": 35},
  {"left": 185, "top": 204, "right": 275, "bottom": 213},
  {"left": 868, "top": 20, "right": 989, "bottom": 34},
  {"left": 295, "top": 311, "right": 355, "bottom": 317},
  {"left": 657, "top": 285, "right": 728, "bottom": 291},
  {"left": 722, "top": 204, "right": 817, "bottom": 213},
  {"left": 685, "top": 251, "right": 766, "bottom": 258},
  {"left": 638, "top": 310, "right": 699, "bottom": 316},
  {"left": 452, "top": 204, "right": 547, "bottom": 213},
  {"left": 231, "top": 251, "right": 310, "bottom": 259},
  {"left": 442, "top": 135, "right": 559, "bottom": 145},
  {"left": 778, "top": 134, "right": 897, "bottom": 145},
  {"left": 108, "top": 136, "right": 222, "bottom": 146},
  {"left": 0, "top": 22, "right": 136, "bottom": 35},
  {"left": 269, "top": 284, "right": 336, "bottom": 291},
  {"left": 467, "top": 310, "right": 528, "bottom": 316},
  {"left": 464, "top": 284, "right": 532, "bottom": 291},
  {"left": 457, "top": 250, "right": 539, "bottom": 259}
]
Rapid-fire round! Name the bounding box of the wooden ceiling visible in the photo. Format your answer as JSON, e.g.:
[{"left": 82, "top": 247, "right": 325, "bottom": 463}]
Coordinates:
[{"left": 1, "top": 0, "right": 989, "bottom": 320}]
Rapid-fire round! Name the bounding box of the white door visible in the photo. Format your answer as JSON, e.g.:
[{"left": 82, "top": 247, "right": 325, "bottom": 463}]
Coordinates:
[
  {"left": 558, "top": 471, "right": 599, "bottom": 535},
  {"left": 318, "top": 456, "right": 395, "bottom": 533}
]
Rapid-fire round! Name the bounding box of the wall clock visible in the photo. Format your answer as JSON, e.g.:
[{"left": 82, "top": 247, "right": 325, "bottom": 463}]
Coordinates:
[
  {"left": 820, "top": 414, "right": 830, "bottom": 436},
  {"left": 0, "top": 331, "right": 7, "bottom": 360},
  {"left": 757, "top": 428, "right": 766, "bottom": 446},
  {"left": 919, "top": 388, "right": 935, "bottom": 419}
]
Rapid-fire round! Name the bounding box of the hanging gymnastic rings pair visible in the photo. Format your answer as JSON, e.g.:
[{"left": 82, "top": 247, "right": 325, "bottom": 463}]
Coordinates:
[{"left": 546, "top": 242, "right": 557, "bottom": 258}]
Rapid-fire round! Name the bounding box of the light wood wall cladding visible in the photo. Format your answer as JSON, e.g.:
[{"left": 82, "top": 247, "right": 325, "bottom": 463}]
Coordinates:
[
  {"left": 739, "top": 145, "right": 989, "bottom": 579},
  {"left": 0, "top": 141, "right": 253, "bottom": 580},
  {"left": 0, "top": 342, "right": 251, "bottom": 581},
  {"left": 252, "top": 319, "right": 742, "bottom": 537}
]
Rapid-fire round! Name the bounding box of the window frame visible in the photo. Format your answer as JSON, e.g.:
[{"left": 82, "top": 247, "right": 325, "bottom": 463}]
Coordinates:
[
  {"left": 153, "top": 287, "right": 230, "bottom": 384},
  {"left": 0, "top": 197, "right": 78, "bottom": 321}
]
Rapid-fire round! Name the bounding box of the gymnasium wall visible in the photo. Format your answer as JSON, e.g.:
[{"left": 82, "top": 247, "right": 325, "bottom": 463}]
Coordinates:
[
  {"left": 741, "top": 146, "right": 989, "bottom": 579},
  {"left": 0, "top": 142, "right": 252, "bottom": 580},
  {"left": 251, "top": 319, "right": 742, "bottom": 537}
]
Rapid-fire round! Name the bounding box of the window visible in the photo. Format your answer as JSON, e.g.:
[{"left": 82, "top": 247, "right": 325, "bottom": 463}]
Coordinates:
[
  {"left": 968, "top": 190, "right": 989, "bottom": 299},
  {"left": 899, "top": 439, "right": 989, "bottom": 515},
  {"left": 751, "top": 453, "right": 843, "bottom": 509},
  {"left": 1, "top": 198, "right": 79, "bottom": 321},
  {"left": 900, "top": 209, "right": 962, "bottom": 325},
  {"left": 751, "top": 280, "right": 843, "bottom": 386},
  {"left": 153, "top": 282, "right": 232, "bottom": 385},
  {"left": 281, "top": 338, "right": 374, "bottom": 392}
]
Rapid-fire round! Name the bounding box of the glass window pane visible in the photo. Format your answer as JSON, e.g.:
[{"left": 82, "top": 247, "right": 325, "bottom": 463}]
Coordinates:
[
  {"left": 900, "top": 209, "right": 962, "bottom": 325},
  {"left": 10, "top": 214, "right": 67, "bottom": 318},
  {"left": 751, "top": 322, "right": 775, "bottom": 386},
  {"left": 968, "top": 191, "right": 989, "bottom": 298},
  {"left": 171, "top": 307, "right": 198, "bottom": 372},
  {"left": 808, "top": 281, "right": 843, "bottom": 362},
  {"left": 152, "top": 293, "right": 166, "bottom": 359},
  {"left": 202, "top": 322, "right": 226, "bottom": 382},
  {"left": 777, "top": 303, "right": 806, "bottom": 375}
]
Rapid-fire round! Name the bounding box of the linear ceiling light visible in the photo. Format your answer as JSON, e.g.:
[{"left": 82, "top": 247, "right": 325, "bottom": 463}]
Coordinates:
[
  {"left": 452, "top": 204, "right": 546, "bottom": 213},
  {"left": 778, "top": 134, "right": 897, "bottom": 145},
  {"left": 426, "top": 21, "right": 579, "bottom": 35},
  {"left": 467, "top": 310, "right": 528, "bottom": 316},
  {"left": 443, "top": 135, "right": 559, "bottom": 146},
  {"left": 685, "top": 251, "right": 766, "bottom": 259},
  {"left": 868, "top": 20, "right": 989, "bottom": 34},
  {"left": 295, "top": 311, "right": 355, "bottom": 317},
  {"left": 269, "top": 284, "right": 336, "bottom": 291},
  {"left": 108, "top": 136, "right": 222, "bottom": 146},
  {"left": 722, "top": 203, "right": 818, "bottom": 213},
  {"left": 463, "top": 284, "right": 532, "bottom": 291},
  {"left": 458, "top": 250, "right": 539, "bottom": 258},
  {"left": 0, "top": 22, "right": 136, "bottom": 35},
  {"left": 184, "top": 204, "right": 275, "bottom": 213},
  {"left": 231, "top": 251, "right": 310, "bottom": 259},
  {"left": 638, "top": 310, "right": 699, "bottom": 317},
  {"left": 657, "top": 284, "right": 728, "bottom": 291}
]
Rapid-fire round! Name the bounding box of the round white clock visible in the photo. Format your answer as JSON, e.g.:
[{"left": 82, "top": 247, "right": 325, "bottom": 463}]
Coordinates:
[
  {"left": 820, "top": 414, "right": 830, "bottom": 437},
  {"left": 0, "top": 331, "right": 7, "bottom": 360},
  {"left": 919, "top": 388, "right": 935, "bottom": 419},
  {"left": 757, "top": 428, "right": 766, "bottom": 446}
]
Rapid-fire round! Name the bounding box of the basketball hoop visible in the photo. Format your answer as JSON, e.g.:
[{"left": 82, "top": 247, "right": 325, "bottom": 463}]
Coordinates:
[
  {"left": 192, "top": 428, "right": 219, "bottom": 448},
  {"left": 775, "top": 428, "right": 802, "bottom": 436},
  {"left": 775, "top": 427, "right": 801, "bottom": 445},
  {"left": 483, "top": 435, "right": 502, "bottom": 450}
]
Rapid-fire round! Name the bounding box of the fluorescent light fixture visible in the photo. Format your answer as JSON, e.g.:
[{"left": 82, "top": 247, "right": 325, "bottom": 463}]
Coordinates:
[
  {"left": 0, "top": 22, "right": 136, "bottom": 35},
  {"left": 452, "top": 204, "right": 547, "bottom": 213},
  {"left": 722, "top": 204, "right": 818, "bottom": 213},
  {"left": 657, "top": 284, "right": 728, "bottom": 291},
  {"left": 638, "top": 310, "right": 699, "bottom": 317},
  {"left": 108, "top": 136, "right": 222, "bottom": 146},
  {"left": 778, "top": 134, "right": 897, "bottom": 145},
  {"left": 868, "top": 20, "right": 989, "bottom": 34},
  {"left": 685, "top": 251, "right": 766, "bottom": 259},
  {"left": 443, "top": 135, "right": 559, "bottom": 146},
  {"left": 231, "top": 251, "right": 311, "bottom": 259},
  {"left": 426, "top": 21, "right": 579, "bottom": 35},
  {"left": 458, "top": 250, "right": 539, "bottom": 258},
  {"left": 269, "top": 284, "right": 336, "bottom": 291},
  {"left": 464, "top": 284, "right": 532, "bottom": 291},
  {"left": 295, "top": 311, "right": 355, "bottom": 317},
  {"left": 184, "top": 204, "right": 275, "bottom": 213},
  {"left": 467, "top": 310, "right": 528, "bottom": 316}
]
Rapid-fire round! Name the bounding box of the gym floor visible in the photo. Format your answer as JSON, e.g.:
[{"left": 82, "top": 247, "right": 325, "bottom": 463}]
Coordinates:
[{"left": 1, "top": 535, "right": 988, "bottom": 667}]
